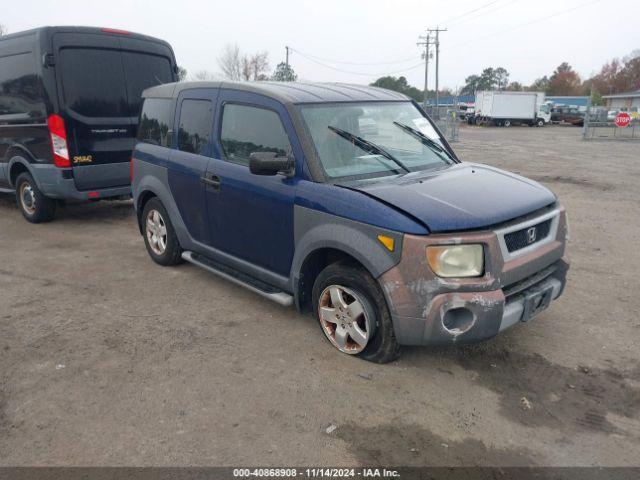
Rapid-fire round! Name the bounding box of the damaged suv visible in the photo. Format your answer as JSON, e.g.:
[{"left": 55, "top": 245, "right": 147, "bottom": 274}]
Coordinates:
[{"left": 132, "top": 81, "right": 569, "bottom": 363}]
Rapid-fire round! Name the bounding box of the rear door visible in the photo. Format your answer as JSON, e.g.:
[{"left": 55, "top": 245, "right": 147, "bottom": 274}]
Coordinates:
[
  {"left": 166, "top": 89, "right": 218, "bottom": 245},
  {"left": 53, "top": 32, "right": 174, "bottom": 191}
]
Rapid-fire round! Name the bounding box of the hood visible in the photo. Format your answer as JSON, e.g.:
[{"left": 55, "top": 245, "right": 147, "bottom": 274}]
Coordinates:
[{"left": 342, "top": 163, "right": 556, "bottom": 232}]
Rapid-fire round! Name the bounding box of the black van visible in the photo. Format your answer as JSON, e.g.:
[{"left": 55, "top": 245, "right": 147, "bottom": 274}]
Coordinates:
[{"left": 0, "top": 26, "right": 178, "bottom": 222}]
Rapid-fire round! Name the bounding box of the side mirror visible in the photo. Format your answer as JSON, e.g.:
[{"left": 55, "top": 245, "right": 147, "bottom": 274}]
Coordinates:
[{"left": 249, "top": 151, "right": 294, "bottom": 177}]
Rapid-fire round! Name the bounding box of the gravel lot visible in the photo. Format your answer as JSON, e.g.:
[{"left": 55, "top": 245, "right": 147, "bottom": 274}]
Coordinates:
[{"left": 1, "top": 125, "right": 639, "bottom": 467}]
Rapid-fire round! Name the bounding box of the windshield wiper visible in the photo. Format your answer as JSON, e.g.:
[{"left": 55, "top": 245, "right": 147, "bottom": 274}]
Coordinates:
[
  {"left": 328, "top": 126, "right": 410, "bottom": 173},
  {"left": 392, "top": 121, "right": 455, "bottom": 163}
]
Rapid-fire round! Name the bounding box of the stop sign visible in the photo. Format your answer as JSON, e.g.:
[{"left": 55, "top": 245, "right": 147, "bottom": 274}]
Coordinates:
[{"left": 614, "top": 112, "right": 631, "bottom": 128}]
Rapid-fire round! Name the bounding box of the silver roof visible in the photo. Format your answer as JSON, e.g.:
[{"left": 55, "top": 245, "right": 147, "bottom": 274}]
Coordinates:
[
  {"left": 142, "top": 81, "right": 410, "bottom": 104},
  {"left": 602, "top": 90, "right": 640, "bottom": 99}
]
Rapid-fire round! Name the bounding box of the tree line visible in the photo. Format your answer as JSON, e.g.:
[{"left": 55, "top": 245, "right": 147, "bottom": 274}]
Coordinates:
[
  {"left": 179, "top": 43, "right": 298, "bottom": 82},
  {"left": 370, "top": 50, "right": 640, "bottom": 105}
]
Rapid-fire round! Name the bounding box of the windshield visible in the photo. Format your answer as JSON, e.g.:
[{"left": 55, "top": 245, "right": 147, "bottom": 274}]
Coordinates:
[{"left": 300, "top": 102, "right": 455, "bottom": 180}]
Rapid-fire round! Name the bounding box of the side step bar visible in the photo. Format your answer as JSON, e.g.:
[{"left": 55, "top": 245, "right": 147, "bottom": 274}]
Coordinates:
[{"left": 181, "top": 251, "right": 294, "bottom": 307}]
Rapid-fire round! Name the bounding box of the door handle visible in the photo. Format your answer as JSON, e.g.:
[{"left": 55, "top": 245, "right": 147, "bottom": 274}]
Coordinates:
[{"left": 201, "top": 174, "right": 221, "bottom": 191}]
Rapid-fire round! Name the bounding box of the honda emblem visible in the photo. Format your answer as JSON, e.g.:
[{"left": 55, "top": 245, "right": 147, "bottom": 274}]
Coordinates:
[{"left": 526, "top": 227, "right": 537, "bottom": 244}]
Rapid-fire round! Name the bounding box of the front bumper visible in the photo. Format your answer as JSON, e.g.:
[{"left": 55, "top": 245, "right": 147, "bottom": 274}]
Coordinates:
[{"left": 380, "top": 207, "right": 569, "bottom": 346}]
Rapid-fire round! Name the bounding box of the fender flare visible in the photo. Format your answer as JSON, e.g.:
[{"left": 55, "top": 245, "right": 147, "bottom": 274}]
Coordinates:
[
  {"left": 133, "top": 169, "right": 191, "bottom": 248},
  {"left": 289, "top": 206, "right": 404, "bottom": 298},
  {"left": 7, "top": 155, "right": 37, "bottom": 189}
]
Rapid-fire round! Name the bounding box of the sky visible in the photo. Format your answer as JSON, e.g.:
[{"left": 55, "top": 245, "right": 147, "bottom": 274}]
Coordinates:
[{"left": 3, "top": 0, "right": 640, "bottom": 91}]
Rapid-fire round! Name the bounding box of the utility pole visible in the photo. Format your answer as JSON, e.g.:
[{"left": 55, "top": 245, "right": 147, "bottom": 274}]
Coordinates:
[
  {"left": 428, "top": 27, "right": 446, "bottom": 116},
  {"left": 416, "top": 33, "right": 431, "bottom": 106},
  {"left": 285, "top": 46, "right": 290, "bottom": 68}
]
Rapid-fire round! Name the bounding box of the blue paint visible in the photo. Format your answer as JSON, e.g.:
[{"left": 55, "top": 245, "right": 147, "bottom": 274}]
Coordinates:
[
  {"left": 346, "top": 163, "right": 556, "bottom": 232},
  {"left": 294, "top": 180, "right": 429, "bottom": 235}
]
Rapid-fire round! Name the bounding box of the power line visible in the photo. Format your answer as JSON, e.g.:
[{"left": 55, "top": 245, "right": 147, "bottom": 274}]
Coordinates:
[
  {"left": 438, "top": 0, "right": 503, "bottom": 25},
  {"left": 446, "top": 0, "right": 605, "bottom": 51},
  {"left": 291, "top": 49, "right": 424, "bottom": 77},
  {"left": 446, "top": 0, "right": 520, "bottom": 28},
  {"left": 288, "top": 47, "right": 417, "bottom": 66}
]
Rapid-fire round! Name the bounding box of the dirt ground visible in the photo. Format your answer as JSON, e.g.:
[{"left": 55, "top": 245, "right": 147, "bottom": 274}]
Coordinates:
[{"left": 0, "top": 125, "right": 639, "bottom": 467}]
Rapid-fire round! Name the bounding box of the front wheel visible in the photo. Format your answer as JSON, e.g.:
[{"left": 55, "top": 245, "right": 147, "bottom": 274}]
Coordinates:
[
  {"left": 536, "top": 118, "right": 545, "bottom": 127},
  {"left": 15, "top": 172, "right": 56, "bottom": 223},
  {"left": 312, "top": 262, "right": 400, "bottom": 363}
]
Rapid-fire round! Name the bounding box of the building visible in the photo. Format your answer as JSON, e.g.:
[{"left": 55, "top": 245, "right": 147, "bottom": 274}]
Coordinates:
[
  {"left": 602, "top": 90, "right": 640, "bottom": 110},
  {"left": 425, "top": 94, "right": 475, "bottom": 106},
  {"left": 546, "top": 96, "right": 589, "bottom": 109}
]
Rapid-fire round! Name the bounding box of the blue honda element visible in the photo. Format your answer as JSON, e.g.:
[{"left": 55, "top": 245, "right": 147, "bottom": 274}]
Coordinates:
[{"left": 131, "top": 81, "right": 569, "bottom": 363}]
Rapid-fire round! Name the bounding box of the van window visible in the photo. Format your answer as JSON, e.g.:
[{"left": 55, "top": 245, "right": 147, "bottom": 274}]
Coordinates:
[
  {"left": 122, "top": 52, "right": 173, "bottom": 117},
  {"left": 220, "top": 104, "right": 290, "bottom": 166},
  {"left": 138, "top": 98, "right": 173, "bottom": 147},
  {"left": 0, "top": 53, "right": 46, "bottom": 123},
  {"left": 59, "top": 48, "right": 128, "bottom": 117},
  {"left": 59, "top": 48, "right": 173, "bottom": 118},
  {"left": 177, "top": 99, "right": 212, "bottom": 155}
]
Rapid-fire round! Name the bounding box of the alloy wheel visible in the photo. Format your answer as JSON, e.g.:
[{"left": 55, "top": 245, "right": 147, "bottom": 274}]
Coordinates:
[
  {"left": 318, "top": 285, "right": 371, "bottom": 354},
  {"left": 146, "top": 209, "right": 168, "bottom": 255}
]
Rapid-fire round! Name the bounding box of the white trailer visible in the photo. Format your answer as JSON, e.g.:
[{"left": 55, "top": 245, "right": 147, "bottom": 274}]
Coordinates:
[{"left": 473, "top": 91, "right": 550, "bottom": 127}]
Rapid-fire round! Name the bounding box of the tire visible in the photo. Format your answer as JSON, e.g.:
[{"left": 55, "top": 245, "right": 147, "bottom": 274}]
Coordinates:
[
  {"left": 312, "top": 262, "right": 400, "bottom": 364},
  {"left": 141, "top": 197, "right": 183, "bottom": 266},
  {"left": 503, "top": 119, "right": 511, "bottom": 127},
  {"left": 536, "top": 118, "right": 545, "bottom": 127},
  {"left": 15, "top": 172, "right": 56, "bottom": 223}
]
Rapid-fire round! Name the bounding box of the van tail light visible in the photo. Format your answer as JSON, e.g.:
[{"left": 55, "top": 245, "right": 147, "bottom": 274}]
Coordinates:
[
  {"left": 130, "top": 157, "right": 135, "bottom": 182},
  {"left": 47, "top": 114, "right": 71, "bottom": 168}
]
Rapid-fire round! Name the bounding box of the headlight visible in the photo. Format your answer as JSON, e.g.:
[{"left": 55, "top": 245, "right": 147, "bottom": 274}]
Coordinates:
[{"left": 426, "top": 244, "right": 484, "bottom": 278}]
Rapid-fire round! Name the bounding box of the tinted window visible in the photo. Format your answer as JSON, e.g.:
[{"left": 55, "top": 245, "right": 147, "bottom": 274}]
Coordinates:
[
  {"left": 138, "top": 98, "right": 173, "bottom": 147},
  {"left": 0, "top": 53, "right": 46, "bottom": 123},
  {"left": 221, "top": 104, "right": 291, "bottom": 165},
  {"left": 60, "top": 48, "right": 128, "bottom": 117},
  {"left": 177, "top": 99, "right": 212, "bottom": 155},
  {"left": 122, "top": 52, "right": 173, "bottom": 117}
]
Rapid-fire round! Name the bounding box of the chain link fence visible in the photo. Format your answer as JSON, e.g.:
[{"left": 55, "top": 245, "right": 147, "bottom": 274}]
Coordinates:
[
  {"left": 583, "top": 102, "right": 640, "bottom": 140},
  {"left": 424, "top": 105, "right": 460, "bottom": 143}
]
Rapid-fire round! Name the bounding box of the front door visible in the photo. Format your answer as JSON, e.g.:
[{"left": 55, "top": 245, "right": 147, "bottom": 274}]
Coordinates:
[{"left": 205, "top": 90, "right": 300, "bottom": 277}]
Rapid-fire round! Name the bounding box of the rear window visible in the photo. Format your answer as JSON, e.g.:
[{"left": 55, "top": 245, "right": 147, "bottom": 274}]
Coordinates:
[
  {"left": 0, "top": 52, "right": 46, "bottom": 123},
  {"left": 122, "top": 52, "right": 173, "bottom": 116},
  {"left": 138, "top": 98, "right": 174, "bottom": 147},
  {"left": 59, "top": 48, "right": 173, "bottom": 118},
  {"left": 177, "top": 99, "right": 213, "bottom": 155},
  {"left": 59, "top": 48, "right": 128, "bottom": 117}
]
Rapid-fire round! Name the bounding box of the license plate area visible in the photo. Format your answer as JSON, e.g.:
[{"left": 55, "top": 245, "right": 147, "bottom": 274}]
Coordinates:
[{"left": 521, "top": 284, "right": 554, "bottom": 322}]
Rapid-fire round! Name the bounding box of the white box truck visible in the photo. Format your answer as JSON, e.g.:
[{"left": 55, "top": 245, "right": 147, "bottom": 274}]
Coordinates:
[{"left": 472, "top": 91, "right": 551, "bottom": 127}]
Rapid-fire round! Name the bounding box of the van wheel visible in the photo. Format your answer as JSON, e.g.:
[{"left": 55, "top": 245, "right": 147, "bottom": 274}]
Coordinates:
[
  {"left": 142, "top": 197, "right": 183, "bottom": 266},
  {"left": 312, "top": 262, "right": 400, "bottom": 364},
  {"left": 15, "top": 172, "right": 56, "bottom": 223}
]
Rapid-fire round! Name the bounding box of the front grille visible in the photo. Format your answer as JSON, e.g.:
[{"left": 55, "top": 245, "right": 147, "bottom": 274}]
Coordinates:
[{"left": 504, "top": 219, "right": 552, "bottom": 253}]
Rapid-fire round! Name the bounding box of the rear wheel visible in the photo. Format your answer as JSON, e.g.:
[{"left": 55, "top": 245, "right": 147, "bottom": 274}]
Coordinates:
[
  {"left": 503, "top": 119, "right": 511, "bottom": 127},
  {"left": 15, "top": 172, "right": 56, "bottom": 223},
  {"left": 142, "top": 197, "right": 183, "bottom": 266},
  {"left": 312, "top": 262, "right": 400, "bottom": 363}
]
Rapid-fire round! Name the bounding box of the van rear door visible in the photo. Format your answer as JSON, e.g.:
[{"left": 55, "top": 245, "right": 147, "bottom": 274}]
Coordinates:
[{"left": 53, "top": 32, "right": 174, "bottom": 191}]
